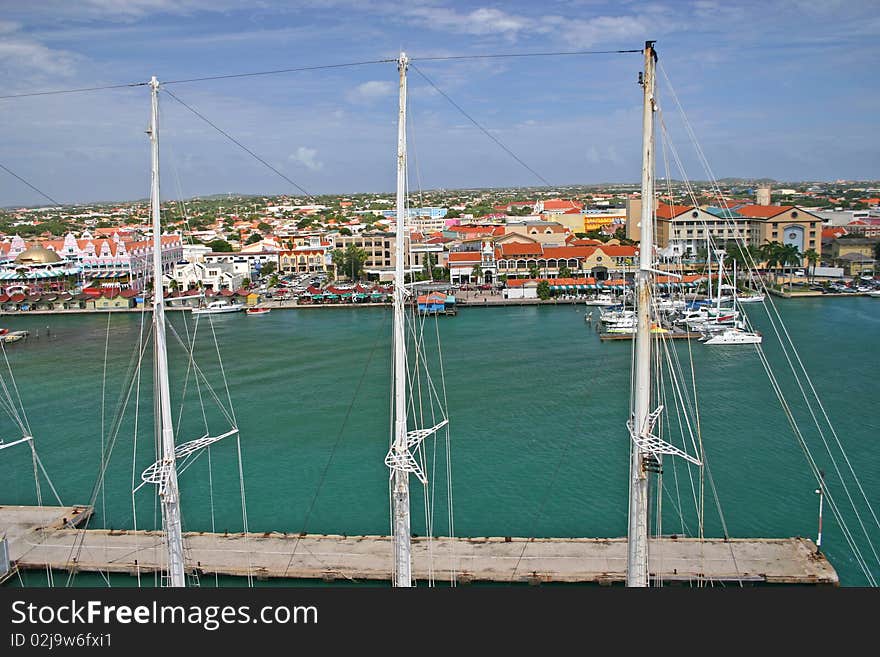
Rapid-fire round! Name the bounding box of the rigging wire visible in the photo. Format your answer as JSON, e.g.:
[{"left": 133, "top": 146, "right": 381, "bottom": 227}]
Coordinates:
[
  {"left": 410, "top": 63, "right": 553, "bottom": 187},
  {"left": 0, "top": 49, "right": 640, "bottom": 99},
  {"left": 411, "top": 49, "right": 642, "bottom": 62},
  {"left": 654, "top": 75, "right": 879, "bottom": 583},
  {"left": 160, "top": 87, "right": 314, "bottom": 200},
  {"left": 0, "top": 162, "right": 62, "bottom": 206},
  {"left": 0, "top": 81, "right": 148, "bottom": 100}
]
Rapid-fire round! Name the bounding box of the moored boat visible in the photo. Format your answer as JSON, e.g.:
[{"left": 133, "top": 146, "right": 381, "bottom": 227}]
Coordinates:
[
  {"left": 246, "top": 306, "right": 271, "bottom": 316},
  {"left": 191, "top": 300, "right": 244, "bottom": 315},
  {"left": 703, "top": 328, "right": 763, "bottom": 345}
]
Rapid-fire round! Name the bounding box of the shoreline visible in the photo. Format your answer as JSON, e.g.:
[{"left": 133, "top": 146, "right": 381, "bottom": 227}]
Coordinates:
[{"left": 0, "top": 291, "right": 875, "bottom": 316}]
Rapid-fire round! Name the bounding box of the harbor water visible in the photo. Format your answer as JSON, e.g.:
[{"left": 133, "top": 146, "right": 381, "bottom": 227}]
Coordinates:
[{"left": 1, "top": 297, "right": 878, "bottom": 585}]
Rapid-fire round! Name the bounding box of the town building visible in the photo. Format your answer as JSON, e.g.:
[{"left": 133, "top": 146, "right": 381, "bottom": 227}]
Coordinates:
[
  {"left": 0, "top": 231, "right": 182, "bottom": 291},
  {"left": 203, "top": 251, "right": 279, "bottom": 279}
]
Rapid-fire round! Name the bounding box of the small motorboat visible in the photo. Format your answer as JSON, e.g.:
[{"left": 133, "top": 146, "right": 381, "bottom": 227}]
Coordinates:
[{"left": 246, "top": 306, "right": 271, "bottom": 316}]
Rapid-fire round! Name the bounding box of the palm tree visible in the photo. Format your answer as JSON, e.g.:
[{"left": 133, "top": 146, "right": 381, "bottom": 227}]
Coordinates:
[
  {"left": 780, "top": 244, "right": 802, "bottom": 290},
  {"left": 471, "top": 263, "right": 483, "bottom": 284},
  {"left": 558, "top": 264, "right": 572, "bottom": 279},
  {"left": 760, "top": 241, "right": 784, "bottom": 286},
  {"left": 528, "top": 262, "right": 540, "bottom": 280},
  {"left": 331, "top": 248, "right": 345, "bottom": 279},
  {"left": 803, "top": 248, "right": 820, "bottom": 284}
]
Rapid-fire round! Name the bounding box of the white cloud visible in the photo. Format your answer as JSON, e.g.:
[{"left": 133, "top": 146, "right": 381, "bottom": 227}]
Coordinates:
[
  {"left": 404, "top": 6, "right": 527, "bottom": 37},
  {"left": 347, "top": 80, "right": 394, "bottom": 103},
  {"left": 0, "top": 21, "right": 79, "bottom": 80},
  {"left": 289, "top": 146, "right": 323, "bottom": 171}
]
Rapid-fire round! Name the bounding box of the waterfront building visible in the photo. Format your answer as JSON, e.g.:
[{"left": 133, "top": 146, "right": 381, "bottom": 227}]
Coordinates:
[
  {"left": 736, "top": 205, "right": 822, "bottom": 260},
  {"left": 278, "top": 235, "right": 333, "bottom": 275},
  {"left": 0, "top": 245, "right": 81, "bottom": 296},
  {"left": 0, "top": 231, "right": 182, "bottom": 291},
  {"left": 333, "top": 231, "right": 419, "bottom": 281},
  {"left": 826, "top": 237, "right": 878, "bottom": 275},
  {"left": 628, "top": 199, "right": 822, "bottom": 263},
  {"left": 203, "top": 251, "right": 279, "bottom": 280},
  {"left": 448, "top": 241, "right": 496, "bottom": 284},
  {"left": 163, "top": 260, "right": 242, "bottom": 292},
  {"left": 494, "top": 242, "right": 638, "bottom": 280}
]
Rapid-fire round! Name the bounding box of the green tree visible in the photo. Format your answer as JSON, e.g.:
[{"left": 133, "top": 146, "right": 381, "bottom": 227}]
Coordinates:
[
  {"left": 422, "top": 253, "right": 436, "bottom": 281},
  {"left": 780, "top": 243, "right": 802, "bottom": 289},
  {"left": 528, "top": 262, "right": 541, "bottom": 279},
  {"left": 332, "top": 243, "right": 368, "bottom": 281},
  {"left": 245, "top": 232, "right": 263, "bottom": 245},
  {"left": 261, "top": 261, "right": 277, "bottom": 277},
  {"left": 338, "top": 226, "right": 353, "bottom": 236},
  {"left": 471, "top": 263, "right": 483, "bottom": 283},
  {"left": 169, "top": 278, "right": 179, "bottom": 292},
  {"left": 558, "top": 264, "right": 572, "bottom": 279},
  {"left": 207, "top": 239, "right": 233, "bottom": 252},
  {"left": 268, "top": 273, "right": 280, "bottom": 288},
  {"left": 760, "top": 241, "right": 785, "bottom": 284},
  {"left": 257, "top": 222, "right": 272, "bottom": 233},
  {"left": 241, "top": 277, "right": 251, "bottom": 288},
  {"left": 802, "top": 248, "right": 820, "bottom": 283},
  {"left": 537, "top": 280, "right": 551, "bottom": 300}
]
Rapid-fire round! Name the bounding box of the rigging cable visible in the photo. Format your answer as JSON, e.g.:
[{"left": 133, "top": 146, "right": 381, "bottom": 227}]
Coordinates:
[
  {"left": 410, "top": 64, "right": 553, "bottom": 187},
  {"left": 0, "top": 49, "right": 641, "bottom": 99},
  {"left": 0, "top": 162, "right": 62, "bottom": 206},
  {"left": 161, "top": 87, "right": 314, "bottom": 200},
  {"left": 655, "top": 93, "right": 878, "bottom": 584},
  {"left": 660, "top": 58, "right": 880, "bottom": 550}
]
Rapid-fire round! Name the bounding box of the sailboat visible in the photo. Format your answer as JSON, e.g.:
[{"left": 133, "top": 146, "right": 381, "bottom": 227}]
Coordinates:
[{"left": 700, "top": 258, "right": 763, "bottom": 344}]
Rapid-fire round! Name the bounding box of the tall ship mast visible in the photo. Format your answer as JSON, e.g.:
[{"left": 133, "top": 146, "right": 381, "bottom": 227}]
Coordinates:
[
  {"left": 389, "top": 51, "right": 413, "bottom": 587},
  {"left": 626, "top": 42, "right": 701, "bottom": 587},
  {"left": 147, "top": 76, "right": 186, "bottom": 587}
]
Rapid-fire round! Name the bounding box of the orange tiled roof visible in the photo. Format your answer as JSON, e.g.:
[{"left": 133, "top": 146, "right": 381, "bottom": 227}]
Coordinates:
[
  {"left": 656, "top": 204, "right": 694, "bottom": 219},
  {"left": 447, "top": 252, "right": 483, "bottom": 263},
  {"left": 735, "top": 205, "right": 796, "bottom": 218}
]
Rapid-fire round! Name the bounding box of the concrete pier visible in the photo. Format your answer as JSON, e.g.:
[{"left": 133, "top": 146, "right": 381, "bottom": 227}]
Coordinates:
[{"left": 2, "top": 506, "right": 837, "bottom": 585}]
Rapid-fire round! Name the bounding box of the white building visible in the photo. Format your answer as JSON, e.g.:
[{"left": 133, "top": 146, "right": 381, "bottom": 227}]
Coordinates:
[
  {"left": 203, "top": 251, "right": 279, "bottom": 279},
  {"left": 164, "top": 260, "right": 242, "bottom": 291}
]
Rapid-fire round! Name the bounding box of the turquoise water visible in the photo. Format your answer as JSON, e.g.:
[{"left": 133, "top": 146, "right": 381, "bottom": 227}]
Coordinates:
[{"left": 1, "top": 298, "right": 878, "bottom": 586}]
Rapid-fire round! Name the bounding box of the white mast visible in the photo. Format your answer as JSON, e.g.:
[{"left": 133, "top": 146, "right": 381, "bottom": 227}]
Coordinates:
[
  {"left": 627, "top": 41, "right": 657, "bottom": 588},
  {"left": 148, "top": 76, "right": 186, "bottom": 587},
  {"left": 391, "top": 52, "right": 412, "bottom": 587}
]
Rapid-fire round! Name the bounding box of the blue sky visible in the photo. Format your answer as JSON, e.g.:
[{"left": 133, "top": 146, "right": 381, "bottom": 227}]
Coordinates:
[{"left": 0, "top": 0, "right": 878, "bottom": 205}]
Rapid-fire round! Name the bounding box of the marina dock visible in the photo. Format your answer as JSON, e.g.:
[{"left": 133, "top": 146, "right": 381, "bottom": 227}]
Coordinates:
[
  {"left": 599, "top": 331, "right": 704, "bottom": 341},
  {"left": 2, "top": 506, "right": 838, "bottom": 585}
]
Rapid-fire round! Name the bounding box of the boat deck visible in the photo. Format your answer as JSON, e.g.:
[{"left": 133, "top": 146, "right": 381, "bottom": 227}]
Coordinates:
[{"left": 2, "top": 506, "right": 838, "bottom": 585}]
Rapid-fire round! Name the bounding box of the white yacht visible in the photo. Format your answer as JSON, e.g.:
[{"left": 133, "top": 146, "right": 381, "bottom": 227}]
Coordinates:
[
  {"left": 585, "top": 293, "right": 617, "bottom": 306},
  {"left": 191, "top": 300, "right": 244, "bottom": 315},
  {"left": 703, "top": 328, "right": 763, "bottom": 345}
]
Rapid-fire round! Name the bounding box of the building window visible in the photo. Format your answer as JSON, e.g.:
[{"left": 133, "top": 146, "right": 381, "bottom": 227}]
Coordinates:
[
  {"left": 691, "top": 211, "right": 699, "bottom": 218},
  {"left": 791, "top": 211, "right": 798, "bottom": 218}
]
